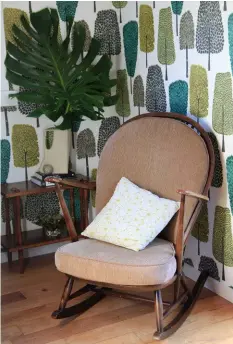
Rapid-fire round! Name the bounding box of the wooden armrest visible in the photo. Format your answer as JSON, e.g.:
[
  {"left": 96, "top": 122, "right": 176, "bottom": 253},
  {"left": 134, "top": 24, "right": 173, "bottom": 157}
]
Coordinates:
[
  {"left": 45, "top": 177, "right": 96, "bottom": 190},
  {"left": 177, "top": 189, "right": 209, "bottom": 201}
]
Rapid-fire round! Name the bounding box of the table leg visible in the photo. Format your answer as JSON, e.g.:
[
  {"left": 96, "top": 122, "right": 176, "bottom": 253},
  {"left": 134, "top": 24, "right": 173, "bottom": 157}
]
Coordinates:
[
  {"left": 4, "top": 197, "right": 12, "bottom": 269},
  {"left": 13, "top": 196, "right": 24, "bottom": 274}
]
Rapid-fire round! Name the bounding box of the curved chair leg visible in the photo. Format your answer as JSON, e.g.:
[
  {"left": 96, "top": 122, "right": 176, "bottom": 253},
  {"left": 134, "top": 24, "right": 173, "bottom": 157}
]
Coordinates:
[
  {"left": 52, "top": 276, "right": 106, "bottom": 319},
  {"left": 154, "top": 290, "right": 164, "bottom": 334},
  {"left": 52, "top": 276, "right": 74, "bottom": 319},
  {"left": 153, "top": 271, "right": 209, "bottom": 340}
]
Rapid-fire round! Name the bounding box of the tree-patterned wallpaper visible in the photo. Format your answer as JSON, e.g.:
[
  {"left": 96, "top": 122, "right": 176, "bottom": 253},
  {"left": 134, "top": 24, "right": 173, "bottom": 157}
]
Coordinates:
[{"left": 1, "top": 1, "right": 233, "bottom": 302}]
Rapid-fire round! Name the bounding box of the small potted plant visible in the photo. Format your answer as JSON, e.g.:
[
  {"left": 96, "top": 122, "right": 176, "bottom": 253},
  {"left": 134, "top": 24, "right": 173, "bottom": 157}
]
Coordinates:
[{"left": 36, "top": 214, "right": 67, "bottom": 238}]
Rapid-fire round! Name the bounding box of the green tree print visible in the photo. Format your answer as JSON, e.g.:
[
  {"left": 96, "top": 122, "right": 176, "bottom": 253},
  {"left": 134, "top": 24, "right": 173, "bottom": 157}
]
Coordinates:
[
  {"left": 158, "top": 7, "right": 176, "bottom": 81},
  {"left": 171, "top": 1, "right": 183, "bottom": 36},
  {"left": 72, "top": 20, "right": 91, "bottom": 60},
  {"left": 1, "top": 140, "right": 10, "bottom": 184},
  {"left": 63, "top": 188, "right": 81, "bottom": 224},
  {"left": 212, "top": 72, "right": 233, "bottom": 152},
  {"left": 226, "top": 156, "right": 233, "bottom": 215},
  {"left": 228, "top": 14, "right": 233, "bottom": 75},
  {"left": 208, "top": 132, "right": 223, "bottom": 188},
  {"left": 45, "top": 130, "right": 54, "bottom": 150},
  {"left": 97, "top": 116, "right": 120, "bottom": 157},
  {"left": 94, "top": 10, "right": 121, "bottom": 58},
  {"left": 133, "top": 75, "right": 144, "bottom": 116},
  {"left": 25, "top": 192, "right": 60, "bottom": 224},
  {"left": 139, "top": 5, "right": 154, "bottom": 68},
  {"left": 112, "top": 1, "right": 128, "bottom": 23},
  {"left": 77, "top": 129, "right": 96, "bottom": 180},
  {"left": 123, "top": 21, "right": 138, "bottom": 94},
  {"left": 213, "top": 206, "right": 233, "bottom": 281},
  {"left": 18, "top": 86, "right": 41, "bottom": 128},
  {"left": 179, "top": 11, "right": 194, "bottom": 78},
  {"left": 1, "top": 106, "right": 17, "bottom": 137},
  {"left": 146, "top": 65, "right": 166, "bottom": 112},
  {"left": 91, "top": 168, "right": 97, "bottom": 208},
  {"left": 12, "top": 125, "right": 39, "bottom": 181},
  {"left": 192, "top": 202, "right": 209, "bottom": 256},
  {"left": 169, "top": 80, "right": 188, "bottom": 115},
  {"left": 115, "top": 69, "right": 130, "bottom": 123},
  {"left": 196, "top": 1, "right": 224, "bottom": 71},
  {"left": 189, "top": 65, "right": 208, "bottom": 124},
  {"left": 199, "top": 256, "right": 220, "bottom": 282},
  {"left": 56, "top": 1, "right": 78, "bottom": 21}
]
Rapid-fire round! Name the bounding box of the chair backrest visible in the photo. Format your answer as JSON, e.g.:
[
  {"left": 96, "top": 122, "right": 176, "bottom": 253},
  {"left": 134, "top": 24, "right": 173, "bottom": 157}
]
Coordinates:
[{"left": 96, "top": 113, "right": 214, "bottom": 244}]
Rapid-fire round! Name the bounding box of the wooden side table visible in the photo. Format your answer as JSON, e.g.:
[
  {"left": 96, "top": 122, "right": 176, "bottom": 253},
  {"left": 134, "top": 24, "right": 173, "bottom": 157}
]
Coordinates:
[{"left": 1, "top": 180, "right": 80, "bottom": 273}]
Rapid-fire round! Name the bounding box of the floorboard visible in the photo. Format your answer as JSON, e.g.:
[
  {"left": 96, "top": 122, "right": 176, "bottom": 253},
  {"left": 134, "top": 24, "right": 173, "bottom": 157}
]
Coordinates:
[{"left": 1, "top": 254, "right": 233, "bottom": 344}]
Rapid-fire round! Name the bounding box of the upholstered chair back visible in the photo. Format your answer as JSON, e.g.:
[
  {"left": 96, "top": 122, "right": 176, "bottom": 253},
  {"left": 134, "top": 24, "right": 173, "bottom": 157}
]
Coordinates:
[{"left": 95, "top": 113, "right": 214, "bottom": 244}]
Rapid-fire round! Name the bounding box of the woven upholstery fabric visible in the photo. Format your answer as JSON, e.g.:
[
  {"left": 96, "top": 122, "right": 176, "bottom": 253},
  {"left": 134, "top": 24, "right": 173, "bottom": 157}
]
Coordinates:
[
  {"left": 96, "top": 116, "right": 209, "bottom": 243},
  {"left": 55, "top": 238, "right": 176, "bottom": 285}
]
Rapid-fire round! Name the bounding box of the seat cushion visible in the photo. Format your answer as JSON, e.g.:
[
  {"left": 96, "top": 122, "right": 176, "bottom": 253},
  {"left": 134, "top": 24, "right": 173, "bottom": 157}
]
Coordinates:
[{"left": 55, "top": 238, "right": 176, "bottom": 286}]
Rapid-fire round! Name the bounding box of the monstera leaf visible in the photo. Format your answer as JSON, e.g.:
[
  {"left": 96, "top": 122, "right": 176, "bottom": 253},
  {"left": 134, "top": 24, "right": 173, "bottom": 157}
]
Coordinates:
[{"left": 5, "top": 8, "right": 117, "bottom": 129}]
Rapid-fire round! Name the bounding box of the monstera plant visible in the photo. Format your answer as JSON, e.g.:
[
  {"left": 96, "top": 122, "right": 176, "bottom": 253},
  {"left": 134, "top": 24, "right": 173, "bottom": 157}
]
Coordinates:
[{"left": 4, "top": 8, "right": 117, "bottom": 129}]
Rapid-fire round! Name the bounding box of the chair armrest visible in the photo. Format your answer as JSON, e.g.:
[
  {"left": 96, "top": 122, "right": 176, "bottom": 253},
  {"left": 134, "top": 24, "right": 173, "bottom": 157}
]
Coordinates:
[
  {"left": 45, "top": 177, "right": 96, "bottom": 190},
  {"left": 177, "top": 189, "right": 209, "bottom": 201}
]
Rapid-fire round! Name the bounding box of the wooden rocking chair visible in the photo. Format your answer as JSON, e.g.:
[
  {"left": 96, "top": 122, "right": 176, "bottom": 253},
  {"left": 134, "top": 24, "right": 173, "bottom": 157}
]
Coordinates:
[{"left": 48, "top": 113, "right": 214, "bottom": 340}]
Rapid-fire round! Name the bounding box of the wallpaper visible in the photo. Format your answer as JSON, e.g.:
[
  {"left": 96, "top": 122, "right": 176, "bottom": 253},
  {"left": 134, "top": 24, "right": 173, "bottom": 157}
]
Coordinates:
[{"left": 1, "top": 1, "right": 233, "bottom": 302}]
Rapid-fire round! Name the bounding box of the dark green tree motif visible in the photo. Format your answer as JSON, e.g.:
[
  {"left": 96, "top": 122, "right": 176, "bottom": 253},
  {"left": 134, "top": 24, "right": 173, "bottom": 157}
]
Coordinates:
[
  {"left": 196, "top": 1, "right": 224, "bottom": 71},
  {"left": 1, "top": 140, "right": 10, "bottom": 184},
  {"left": 45, "top": 130, "right": 54, "bottom": 150},
  {"left": 226, "top": 156, "right": 233, "bottom": 215},
  {"left": 25, "top": 192, "right": 60, "bottom": 224},
  {"left": 56, "top": 1, "right": 78, "bottom": 21},
  {"left": 179, "top": 11, "right": 194, "bottom": 78},
  {"left": 12, "top": 125, "right": 39, "bottom": 182},
  {"left": 171, "top": 1, "right": 183, "bottom": 36},
  {"left": 1, "top": 197, "right": 24, "bottom": 223},
  {"left": 94, "top": 10, "right": 121, "bottom": 58},
  {"left": 184, "top": 258, "right": 194, "bottom": 267},
  {"left": 91, "top": 168, "right": 97, "bottom": 208},
  {"left": 192, "top": 202, "right": 209, "bottom": 256},
  {"left": 198, "top": 256, "right": 220, "bottom": 282},
  {"left": 64, "top": 188, "right": 81, "bottom": 224},
  {"left": 228, "top": 14, "right": 233, "bottom": 75},
  {"left": 97, "top": 116, "right": 120, "bottom": 157},
  {"left": 112, "top": 1, "right": 128, "bottom": 23},
  {"left": 212, "top": 72, "right": 233, "bottom": 152},
  {"left": 1, "top": 106, "right": 17, "bottom": 137},
  {"left": 72, "top": 20, "right": 91, "bottom": 60},
  {"left": 213, "top": 206, "right": 233, "bottom": 281},
  {"left": 146, "top": 65, "right": 166, "bottom": 112},
  {"left": 208, "top": 132, "right": 223, "bottom": 188},
  {"left": 18, "top": 86, "right": 41, "bottom": 128},
  {"left": 224, "top": 1, "right": 227, "bottom": 11},
  {"left": 189, "top": 65, "right": 208, "bottom": 124},
  {"left": 115, "top": 70, "right": 130, "bottom": 123},
  {"left": 133, "top": 75, "right": 144, "bottom": 115},
  {"left": 139, "top": 5, "right": 154, "bottom": 68},
  {"left": 77, "top": 129, "right": 96, "bottom": 180},
  {"left": 169, "top": 80, "right": 188, "bottom": 115},
  {"left": 158, "top": 7, "right": 176, "bottom": 80},
  {"left": 123, "top": 21, "right": 138, "bottom": 94}
]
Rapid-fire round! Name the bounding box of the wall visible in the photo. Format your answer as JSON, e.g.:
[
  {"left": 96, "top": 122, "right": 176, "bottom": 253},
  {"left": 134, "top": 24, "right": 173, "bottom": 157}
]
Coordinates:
[{"left": 1, "top": 1, "right": 233, "bottom": 303}]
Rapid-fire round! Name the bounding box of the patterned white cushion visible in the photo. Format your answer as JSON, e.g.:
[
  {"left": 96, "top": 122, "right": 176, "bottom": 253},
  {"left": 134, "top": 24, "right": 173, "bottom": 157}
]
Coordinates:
[{"left": 82, "top": 177, "right": 180, "bottom": 251}]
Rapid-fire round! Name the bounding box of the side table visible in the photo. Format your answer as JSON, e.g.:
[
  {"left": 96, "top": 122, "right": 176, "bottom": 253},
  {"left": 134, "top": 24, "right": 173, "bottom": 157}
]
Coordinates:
[{"left": 1, "top": 180, "right": 80, "bottom": 273}]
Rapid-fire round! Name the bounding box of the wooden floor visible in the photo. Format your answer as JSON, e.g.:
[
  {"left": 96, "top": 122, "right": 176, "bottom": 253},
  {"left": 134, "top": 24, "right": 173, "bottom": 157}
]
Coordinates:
[{"left": 1, "top": 254, "right": 233, "bottom": 344}]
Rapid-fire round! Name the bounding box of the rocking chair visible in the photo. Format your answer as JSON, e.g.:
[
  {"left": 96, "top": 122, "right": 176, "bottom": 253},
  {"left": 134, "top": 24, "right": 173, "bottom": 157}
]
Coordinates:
[{"left": 48, "top": 113, "right": 214, "bottom": 340}]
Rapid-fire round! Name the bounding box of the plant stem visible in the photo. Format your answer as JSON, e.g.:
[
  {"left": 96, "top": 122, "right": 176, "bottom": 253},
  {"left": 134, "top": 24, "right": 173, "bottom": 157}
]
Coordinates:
[
  {"left": 94, "top": 1, "right": 96, "bottom": 12},
  {"left": 208, "top": 28, "right": 211, "bottom": 71},
  {"left": 224, "top": 1, "right": 227, "bottom": 11},
  {"left": 146, "top": 35, "right": 148, "bottom": 68},
  {"left": 130, "top": 76, "right": 132, "bottom": 95},
  {"left": 85, "top": 155, "right": 89, "bottom": 181},
  {"left": 24, "top": 150, "right": 28, "bottom": 184},
  {"left": 120, "top": 8, "right": 122, "bottom": 23},
  {"left": 4, "top": 108, "right": 9, "bottom": 136},
  {"left": 186, "top": 45, "right": 188, "bottom": 78},
  {"left": 136, "top": 1, "right": 138, "bottom": 18},
  {"left": 36, "top": 118, "right": 40, "bottom": 128}
]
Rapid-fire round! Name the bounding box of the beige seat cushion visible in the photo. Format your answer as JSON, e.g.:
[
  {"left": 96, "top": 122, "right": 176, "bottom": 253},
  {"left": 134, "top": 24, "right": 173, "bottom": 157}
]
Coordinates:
[{"left": 55, "top": 238, "right": 176, "bottom": 286}]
